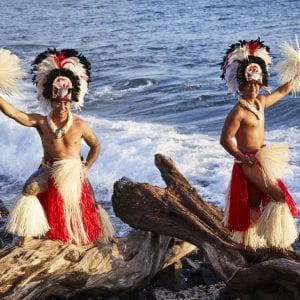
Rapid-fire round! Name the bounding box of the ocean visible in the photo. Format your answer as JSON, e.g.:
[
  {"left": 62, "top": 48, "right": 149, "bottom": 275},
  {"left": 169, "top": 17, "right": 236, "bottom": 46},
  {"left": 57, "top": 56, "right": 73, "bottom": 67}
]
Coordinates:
[{"left": 0, "top": 0, "right": 300, "bottom": 235}]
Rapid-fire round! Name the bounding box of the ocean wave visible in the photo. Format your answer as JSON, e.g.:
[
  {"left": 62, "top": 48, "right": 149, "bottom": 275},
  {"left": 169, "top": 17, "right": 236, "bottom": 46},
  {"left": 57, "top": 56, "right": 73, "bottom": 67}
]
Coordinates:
[
  {"left": 92, "top": 78, "right": 156, "bottom": 102},
  {"left": 0, "top": 111, "right": 299, "bottom": 225}
]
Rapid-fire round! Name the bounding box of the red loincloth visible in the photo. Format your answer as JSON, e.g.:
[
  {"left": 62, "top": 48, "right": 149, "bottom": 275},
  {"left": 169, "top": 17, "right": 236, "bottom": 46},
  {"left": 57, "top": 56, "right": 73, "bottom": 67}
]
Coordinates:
[
  {"left": 227, "top": 162, "right": 299, "bottom": 232},
  {"left": 38, "top": 177, "right": 101, "bottom": 244}
]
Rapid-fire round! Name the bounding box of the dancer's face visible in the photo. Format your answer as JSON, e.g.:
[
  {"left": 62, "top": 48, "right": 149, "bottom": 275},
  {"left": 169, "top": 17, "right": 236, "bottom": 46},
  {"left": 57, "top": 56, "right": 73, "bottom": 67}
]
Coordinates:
[
  {"left": 51, "top": 99, "right": 71, "bottom": 118},
  {"left": 239, "top": 81, "right": 261, "bottom": 99}
]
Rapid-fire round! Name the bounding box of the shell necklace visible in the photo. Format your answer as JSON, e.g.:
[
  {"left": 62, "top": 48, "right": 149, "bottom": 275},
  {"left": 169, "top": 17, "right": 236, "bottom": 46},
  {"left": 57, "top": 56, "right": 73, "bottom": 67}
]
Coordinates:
[
  {"left": 47, "top": 112, "right": 73, "bottom": 138},
  {"left": 238, "top": 98, "right": 264, "bottom": 120}
]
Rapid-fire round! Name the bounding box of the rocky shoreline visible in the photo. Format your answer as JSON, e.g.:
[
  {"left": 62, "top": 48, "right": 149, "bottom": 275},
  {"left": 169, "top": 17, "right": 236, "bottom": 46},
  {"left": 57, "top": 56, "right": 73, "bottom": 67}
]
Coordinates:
[
  {"left": 151, "top": 250, "right": 228, "bottom": 300},
  {"left": 99, "top": 229, "right": 300, "bottom": 300},
  {"left": 154, "top": 283, "right": 226, "bottom": 300},
  {"left": 93, "top": 248, "right": 229, "bottom": 300},
  {"left": 100, "top": 237, "right": 300, "bottom": 300}
]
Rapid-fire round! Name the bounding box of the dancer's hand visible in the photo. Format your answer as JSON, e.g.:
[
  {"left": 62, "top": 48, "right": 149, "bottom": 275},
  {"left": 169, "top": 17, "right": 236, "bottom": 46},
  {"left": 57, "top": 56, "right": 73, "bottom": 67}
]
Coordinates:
[
  {"left": 242, "top": 155, "right": 256, "bottom": 167},
  {"left": 83, "top": 166, "right": 88, "bottom": 177},
  {"left": 82, "top": 161, "right": 90, "bottom": 177}
]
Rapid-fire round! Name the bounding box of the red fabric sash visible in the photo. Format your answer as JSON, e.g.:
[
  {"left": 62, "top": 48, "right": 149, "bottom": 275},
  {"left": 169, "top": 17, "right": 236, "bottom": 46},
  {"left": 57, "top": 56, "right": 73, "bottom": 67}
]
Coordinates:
[
  {"left": 227, "top": 162, "right": 299, "bottom": 232},
  {"left": 227, "top": 162, "right": 250, "bottom": 231},
  {"left": 38, "top": 177, "right": 101, "bottom": 244}
]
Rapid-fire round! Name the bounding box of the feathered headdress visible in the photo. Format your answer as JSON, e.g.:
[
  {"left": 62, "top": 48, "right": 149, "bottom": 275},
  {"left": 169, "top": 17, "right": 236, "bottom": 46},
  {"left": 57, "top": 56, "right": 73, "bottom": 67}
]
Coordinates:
[
  {"left": 0, "top": 48, "right": 24, "bottom": 95},
  {"left": 31, "top": 48, "right": 90, "bottom": 111},
  {"left": 220, "top": 38, "right": 272, "bottom": 95},
  {"left": 277, "top": 35, "right": 300, "bottom": 94}
]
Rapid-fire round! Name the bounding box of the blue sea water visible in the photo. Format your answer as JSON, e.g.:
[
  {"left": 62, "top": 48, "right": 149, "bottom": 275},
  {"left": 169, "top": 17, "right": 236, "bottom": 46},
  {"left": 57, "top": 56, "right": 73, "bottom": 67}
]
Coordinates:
[{"left": 0, "top": 0, "right": 300, "bottom": 234}]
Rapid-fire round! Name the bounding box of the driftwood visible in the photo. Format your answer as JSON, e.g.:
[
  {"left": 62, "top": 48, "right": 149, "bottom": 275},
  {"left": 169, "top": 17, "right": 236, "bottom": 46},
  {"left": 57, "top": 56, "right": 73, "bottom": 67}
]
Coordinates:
[
  {"left": 0, "top": 230, "right": 195, "bottom": 299},
  {"left": 0, "top": 153, "right": 299, "bottom": 299},
  {"left": 112, "top": 153, "right": 300, "bottom": 299}
]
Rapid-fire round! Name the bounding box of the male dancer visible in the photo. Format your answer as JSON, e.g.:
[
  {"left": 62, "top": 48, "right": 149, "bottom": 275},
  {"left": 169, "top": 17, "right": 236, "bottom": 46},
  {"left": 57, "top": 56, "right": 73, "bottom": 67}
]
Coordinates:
[
  {"left": 1, "top": 49, "right": 114, "bottom": 246},
  {"left": 220, "top": 39, "right": 298, "bottom": 249}
]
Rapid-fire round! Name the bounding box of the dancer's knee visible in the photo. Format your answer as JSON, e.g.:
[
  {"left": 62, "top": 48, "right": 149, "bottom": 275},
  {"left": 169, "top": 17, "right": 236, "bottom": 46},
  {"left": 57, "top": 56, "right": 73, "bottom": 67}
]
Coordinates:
[
  {"left": 248, "top": 193, "right": 261, "bottom": 208},
  {"left": 22, "top": 182, "right": 40, "bottom": 196}
]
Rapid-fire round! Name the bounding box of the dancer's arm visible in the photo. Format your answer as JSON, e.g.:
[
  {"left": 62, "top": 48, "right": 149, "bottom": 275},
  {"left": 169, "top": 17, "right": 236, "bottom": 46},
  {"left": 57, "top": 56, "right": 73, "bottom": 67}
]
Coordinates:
[
  {"left": 82, "top": 121, "right": 101, "bottom": 172},
  {"left": 264, "top": 79, "right": 295, "bottom": 108},
  {"left": 0, "top": 96, "right": 41, "bottom": 127},
  {"left": 220, "top": 106, "right": 254, "bottom": 166}
]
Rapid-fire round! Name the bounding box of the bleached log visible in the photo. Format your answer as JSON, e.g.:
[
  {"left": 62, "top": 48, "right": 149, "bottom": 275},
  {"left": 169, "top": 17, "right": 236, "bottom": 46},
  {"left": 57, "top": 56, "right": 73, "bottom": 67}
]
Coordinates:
[{"left": 0, "top": 230, "right": 195, "bottom": 300}]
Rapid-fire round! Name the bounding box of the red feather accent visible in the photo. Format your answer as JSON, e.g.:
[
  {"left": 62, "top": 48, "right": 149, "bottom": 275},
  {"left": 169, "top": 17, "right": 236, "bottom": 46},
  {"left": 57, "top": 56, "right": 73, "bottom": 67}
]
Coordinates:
[
  {"left": 51, "top": 52, "right": 66, "bottom": 69},
  {"left": 248, "top": 41, "right": 260, "bottom": 56}
]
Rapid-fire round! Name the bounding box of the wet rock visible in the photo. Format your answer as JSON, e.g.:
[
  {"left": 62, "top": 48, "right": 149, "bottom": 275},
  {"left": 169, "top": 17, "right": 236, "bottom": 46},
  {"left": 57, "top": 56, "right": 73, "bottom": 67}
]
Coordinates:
[{"left": 153, "top": 261, "right": 188, "bottom": 292}]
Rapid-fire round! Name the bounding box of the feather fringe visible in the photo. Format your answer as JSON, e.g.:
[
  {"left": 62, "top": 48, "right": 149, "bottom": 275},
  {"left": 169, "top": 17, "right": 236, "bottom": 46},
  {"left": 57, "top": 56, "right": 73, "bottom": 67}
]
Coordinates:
[
  {"left": 97, "top": 205, "right": 115, "bottom": 243},
  {"left": 6, "top": 194, "right": 50, "bottom": 237},
  {"left": 222, "top": 187, "right": 230, "bottom": 227},
  {"left": 0, "top": 49, "right": 24, "bottom": 95},
  {"left": 257, "top": 201, "right": 298, "bottom": 248},
  {"left": 255, "top": 144, "right": 289, "bottom": 183},
  {"left": 232, "top": 224, "right": 267, "bottom": 249},
  {"left": 50, "top": 158, "right": 89, "bottom": 244},
  {"left": 277, "top": 35, "right": 300, "bottom": 93},
  {"left": 231, "top": 209, "right": 266, "bottom": 249}
]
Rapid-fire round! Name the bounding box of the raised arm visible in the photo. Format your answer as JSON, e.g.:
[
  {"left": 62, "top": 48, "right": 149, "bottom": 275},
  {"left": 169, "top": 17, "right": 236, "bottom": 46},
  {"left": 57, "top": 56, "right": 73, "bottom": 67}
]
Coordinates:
[
  {"left": 82, "top": 121, "right": 101, "bottom": 172},
  {"left": 0, "top": 96, "right": 41, "bottom": 127},
  {"left": 264, "top": 79, "right": 294, "bottom": 108}
]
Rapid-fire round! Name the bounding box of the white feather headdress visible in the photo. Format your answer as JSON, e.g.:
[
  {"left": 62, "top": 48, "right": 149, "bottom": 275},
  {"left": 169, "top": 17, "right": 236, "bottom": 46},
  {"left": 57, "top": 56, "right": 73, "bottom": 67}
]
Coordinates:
[
  {"left": 220, "top": 38, "right": 272, "bottom": 95},
  {"left": 277, "top": 35, "right": 300, "bottom": 94},
  {"left": 0, "top": 48, "right": 24, "bottom": 95},
  {"left": 31, "top": 49, "right": 90, "bottom": 111}
]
